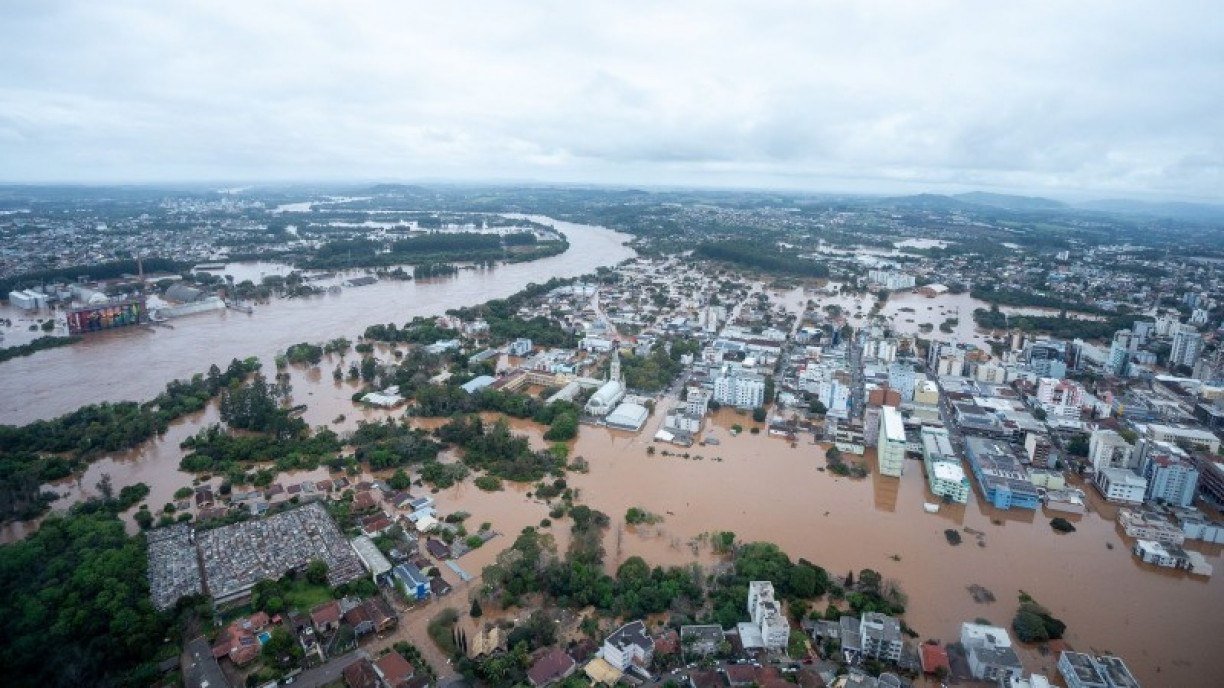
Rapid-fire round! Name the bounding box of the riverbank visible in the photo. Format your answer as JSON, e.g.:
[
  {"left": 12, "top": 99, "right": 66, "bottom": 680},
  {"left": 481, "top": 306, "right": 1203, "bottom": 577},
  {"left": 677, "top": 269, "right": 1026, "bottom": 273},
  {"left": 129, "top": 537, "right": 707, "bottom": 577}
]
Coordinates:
[
  {"left": 1, "top": 218, "right": 1220, "bottom": 686},
  {"left": 0, "top": 217, "right": 634, "bottom": 425}
]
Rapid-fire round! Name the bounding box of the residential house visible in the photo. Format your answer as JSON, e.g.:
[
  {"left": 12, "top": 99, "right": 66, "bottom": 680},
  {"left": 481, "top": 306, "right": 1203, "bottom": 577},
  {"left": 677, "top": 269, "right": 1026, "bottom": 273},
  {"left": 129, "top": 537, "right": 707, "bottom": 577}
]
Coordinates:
[
  {"left": 360, "top": 513, "right": 394, "bottom": 537},
  {"left": 211, "top": 612, "right": 268, "bottom": 667},
  {"left": 393, "top": 563, "right": 431, "bottom": 601},
  {"left": 429, "top": 575, "right": 453, "bottom": 597},
  {"left": 425, "top": 537, "right": 452, "bottom": 559},
  {"left": 602, "top": 620, "right": 654, "bottom": 673},
  {"left": 353, "top": 491, "right": 378, "bottom": 512},
  {"left": 919, "top": 643, "right": 950, "bottom": 677},
  {"left": 527, "top": 646, "right": 577, "bottom": 687},
  {"left": 688, "top": 670, "right": 723, "bottom": 688},
  {"left": 363, "top": 596, "right": 397, "bottom": 634},
  {"left": 680, "top": 625, "right": 725, "bottom": 657},
  {"left": 310, "top": 600, "right": 341, "bottom": 634},
  {"left": 859, "top": 612, "right": 903, "bottom": 663},
  {"left": 342, "top": 658, "right": 380, "bottom": 688},
  {"left": 960, "top": 622, "right": 1023, "bottom": 682},
  {"left": 373, "top": 651, "right": 415, "bottom": 688},
  {"left": 344, "top": 603, "right": 374, "bottom": 637}
]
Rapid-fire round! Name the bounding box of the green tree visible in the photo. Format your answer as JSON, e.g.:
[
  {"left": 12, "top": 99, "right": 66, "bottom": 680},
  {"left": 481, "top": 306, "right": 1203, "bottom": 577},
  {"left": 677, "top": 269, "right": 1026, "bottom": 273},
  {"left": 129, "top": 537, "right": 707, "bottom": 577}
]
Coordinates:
[
  {"left": 388, "top": 469, "right": 412, "bottom": 490},
  {"left": 306, "top": 559, "right": 329, "bottom": 585},
  {"left": 543, "top": 412, "right": 578, "bottom": 441},
  {"left": 261, "top": 626, "right": 301, "bottom": 665},
  {"left": 0, "top": 510, "right": 172, "bottom": 686}
]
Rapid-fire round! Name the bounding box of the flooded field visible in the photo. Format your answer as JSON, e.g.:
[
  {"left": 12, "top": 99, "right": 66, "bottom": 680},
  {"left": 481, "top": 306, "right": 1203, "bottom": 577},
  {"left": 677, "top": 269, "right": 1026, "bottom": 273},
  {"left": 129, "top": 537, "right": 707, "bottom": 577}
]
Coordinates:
[{"left": 805, "top": 286, "right": 1105, "bottom": 349}]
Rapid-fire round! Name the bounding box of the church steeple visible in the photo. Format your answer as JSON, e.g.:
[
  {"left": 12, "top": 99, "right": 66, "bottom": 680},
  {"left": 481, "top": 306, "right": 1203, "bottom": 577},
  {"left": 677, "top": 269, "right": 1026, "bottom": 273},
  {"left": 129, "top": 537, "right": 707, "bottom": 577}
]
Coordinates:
[{"left": 609, "top": 347, "right": 622, "bottom": 384}]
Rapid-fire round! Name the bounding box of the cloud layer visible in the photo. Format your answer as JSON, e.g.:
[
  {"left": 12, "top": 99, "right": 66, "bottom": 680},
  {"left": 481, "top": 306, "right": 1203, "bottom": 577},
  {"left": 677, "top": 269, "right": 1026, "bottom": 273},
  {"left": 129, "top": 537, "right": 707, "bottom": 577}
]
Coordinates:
[{"left": 1, "top": 1, "right": 1221, "bottom": 200}]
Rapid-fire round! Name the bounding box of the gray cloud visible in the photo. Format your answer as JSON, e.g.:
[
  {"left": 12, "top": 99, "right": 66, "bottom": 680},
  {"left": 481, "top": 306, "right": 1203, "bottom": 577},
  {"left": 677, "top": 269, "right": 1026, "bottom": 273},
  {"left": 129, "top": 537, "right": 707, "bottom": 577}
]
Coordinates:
[{"left": 0, "top": 0, "right": 1221, "bottom": 200}]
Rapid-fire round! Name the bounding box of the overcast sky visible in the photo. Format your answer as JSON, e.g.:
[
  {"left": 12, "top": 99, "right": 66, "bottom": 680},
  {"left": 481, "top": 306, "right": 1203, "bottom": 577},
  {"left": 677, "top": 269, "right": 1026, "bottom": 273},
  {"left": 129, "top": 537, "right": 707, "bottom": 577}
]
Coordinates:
[{"left": 1, "top": 1, "right": 1220, "bottom": 200}]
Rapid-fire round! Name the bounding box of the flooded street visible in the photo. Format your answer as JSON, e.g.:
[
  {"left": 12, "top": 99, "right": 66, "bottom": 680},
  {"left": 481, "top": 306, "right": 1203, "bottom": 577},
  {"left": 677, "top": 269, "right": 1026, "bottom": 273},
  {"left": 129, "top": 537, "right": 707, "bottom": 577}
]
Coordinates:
[
  {"left": 563, "top": 410, "right": 1223, "bottom": 687},
  {"left": 1, "top": 222, "right": 1220, "bottom": 686},
  {"left": 391, "top": 400, "right": 1222, "bottom": 687},
  {"left": 0, "top": 217, "right": 634, "bottom": 425},
  {"left": 805, "top": 286, "right": 1104, "bottom": 349}
]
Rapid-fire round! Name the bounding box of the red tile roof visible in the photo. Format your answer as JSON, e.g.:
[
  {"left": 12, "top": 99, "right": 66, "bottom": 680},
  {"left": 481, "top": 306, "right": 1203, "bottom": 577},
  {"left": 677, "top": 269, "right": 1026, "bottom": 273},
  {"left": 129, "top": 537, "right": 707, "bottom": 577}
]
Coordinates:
[
  {"left": 920, "top": 643, "right": 950, "bottom": 673},
  {"left": 726, "top": 664, "right": 757, "bottom": 684},
  {"left": 374, "top": 651, "right": 415, "bottom": 688},
  {"left": 311, "top": 600, "right": 341, "bottom": 627},
  {"left": 342, "top": 658, "right": 379, "bottom": 688},
  {"left": 527, "top": 646, "right": 576, "bottom": 686}
]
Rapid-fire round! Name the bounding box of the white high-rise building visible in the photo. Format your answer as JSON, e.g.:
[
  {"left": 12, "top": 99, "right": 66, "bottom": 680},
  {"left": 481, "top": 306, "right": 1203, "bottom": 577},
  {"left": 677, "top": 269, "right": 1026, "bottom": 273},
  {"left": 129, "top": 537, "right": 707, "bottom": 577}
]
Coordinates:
[
  {"left": 1155, "top": 312, "right": 1178, "bottom": 337},
  {"left": 816, "top": 379, "right": 851, "bottom": 419},
  {"left": 878, "top": 406, "right": 906, "bottom": 477},
  {"left": 921, "top": 427, "right": 969, "bottom": 503},
  {"left": 1036, "top": 378, "right": 1083, "bottom": 421},
  {"left": 1088, "top": 429, "right": 1135, "bottom": 473},
  {"left": 1170, "top": 324, "right": 1203, "bottom": 369},
  {"left": 713, "top": 369, "right": 766, "bottom": 409},
  {"left": 685, "top": 388, "right": 711, "bottom": 417},
  {"left": 1106, "top": 330, "right": 1132, "bottom": 376},
  {"left": 747, "top": 581, "right": 790, "bottom": 651},
  {"left": 961, "top": 623, "right": 1023, "bottom": 682},
  {"left": 1140, "top": 442, "right": 1199, "bottom": 507}
]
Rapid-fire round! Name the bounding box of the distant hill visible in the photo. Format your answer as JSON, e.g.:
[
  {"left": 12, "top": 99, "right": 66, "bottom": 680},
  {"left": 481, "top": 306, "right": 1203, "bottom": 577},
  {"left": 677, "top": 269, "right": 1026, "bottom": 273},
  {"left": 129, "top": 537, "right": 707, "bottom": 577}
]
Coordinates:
[
  {"left": 880, "top": 193, "right": 982, "bottom": 211},
  {"left": 953, "top": 191, "right": 1068, "bottom": 211},
  {"left": 362, "top": 183, "right": 430, "bottom": 196},
  {"left": 1075, "top": 198, "right": 1224, "bottom": 222}
]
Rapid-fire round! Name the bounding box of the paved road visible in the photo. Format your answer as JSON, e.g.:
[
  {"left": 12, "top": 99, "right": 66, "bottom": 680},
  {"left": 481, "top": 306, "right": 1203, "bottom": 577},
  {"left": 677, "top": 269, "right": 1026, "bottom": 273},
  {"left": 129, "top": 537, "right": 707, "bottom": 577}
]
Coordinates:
[
  {"left": 639, "top": 658, "right": 809, "bottom": 688},
  {"left": 288, "top": 650, "right": 369, "bottom": 688},
  {"left": 849, "top": 329, "right": 865, "bottom": 420}
]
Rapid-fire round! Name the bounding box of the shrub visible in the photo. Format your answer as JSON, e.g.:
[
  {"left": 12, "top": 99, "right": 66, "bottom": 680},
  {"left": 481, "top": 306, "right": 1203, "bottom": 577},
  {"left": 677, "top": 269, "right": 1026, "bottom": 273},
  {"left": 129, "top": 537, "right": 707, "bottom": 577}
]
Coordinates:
[{"left": 474, "top": 475, "right": 503, "bottom": 491}]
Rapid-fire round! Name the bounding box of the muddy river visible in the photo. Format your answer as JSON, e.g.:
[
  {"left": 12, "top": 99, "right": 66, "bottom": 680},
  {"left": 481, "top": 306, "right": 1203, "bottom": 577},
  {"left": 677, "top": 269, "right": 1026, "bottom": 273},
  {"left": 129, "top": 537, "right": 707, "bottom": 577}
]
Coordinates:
[
  {"left": 1, "top": 223, "right": 1219, "bottom": 685},
  {"left": 0, "top": 217, "right": 633, "bottom": 425}
]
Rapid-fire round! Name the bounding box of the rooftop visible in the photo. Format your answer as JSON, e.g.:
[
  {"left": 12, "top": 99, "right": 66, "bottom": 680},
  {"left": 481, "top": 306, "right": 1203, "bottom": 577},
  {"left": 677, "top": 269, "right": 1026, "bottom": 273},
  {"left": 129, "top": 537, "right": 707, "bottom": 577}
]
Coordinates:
[
  {"left": 881, "top": 405, "right": 905, "bottom": 442},
  {"left": 1060, "top": 651, "right": 1107, "bottom": 684},
  {"left": 606, "top": 619, "right": 653, "bottom": 652}
]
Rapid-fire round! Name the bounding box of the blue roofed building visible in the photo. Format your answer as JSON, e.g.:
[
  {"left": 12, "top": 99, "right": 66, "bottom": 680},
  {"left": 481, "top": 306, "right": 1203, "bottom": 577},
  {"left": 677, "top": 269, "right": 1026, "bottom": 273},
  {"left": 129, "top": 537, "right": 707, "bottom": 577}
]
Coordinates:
[
  {"left": 393, "top": 563, "right": 431, "bottom": 600},
  {"left": 964, "top": 436, "right": 1041, "bottom": 510}
]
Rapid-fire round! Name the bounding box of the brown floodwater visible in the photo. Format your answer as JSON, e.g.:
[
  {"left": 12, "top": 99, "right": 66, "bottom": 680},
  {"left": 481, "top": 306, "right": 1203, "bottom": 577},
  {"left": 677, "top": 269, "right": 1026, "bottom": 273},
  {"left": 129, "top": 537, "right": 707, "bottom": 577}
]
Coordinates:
[
  {"left": 807, "top": 287, "right": 1105, "bottom": 350},
  {"left": 4, "top": 226, "right": 1219, "bottom": 685},
  {"left": 396, "top": 403, "right": 1224, "bottom": 687},
  {"left": 0, "top": 217, "right": 634, "bottom": 425},
  {"left": 569, "top": 413, "right": 1223, "bottom": 687}
]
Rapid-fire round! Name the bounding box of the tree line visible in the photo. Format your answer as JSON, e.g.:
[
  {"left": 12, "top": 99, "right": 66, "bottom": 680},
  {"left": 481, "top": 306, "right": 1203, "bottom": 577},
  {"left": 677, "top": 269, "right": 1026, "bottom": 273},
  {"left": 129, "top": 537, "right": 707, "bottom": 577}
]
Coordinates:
[
  {"left": 0, "top": 335, "right": 81, "bottom": 364},
  {"left": 695, "top": 241, "right": 830, "bottom": 278},
  {"left": 0, "top": 357, "right": 260, "bottom": 522}
]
